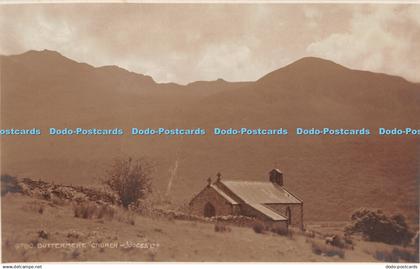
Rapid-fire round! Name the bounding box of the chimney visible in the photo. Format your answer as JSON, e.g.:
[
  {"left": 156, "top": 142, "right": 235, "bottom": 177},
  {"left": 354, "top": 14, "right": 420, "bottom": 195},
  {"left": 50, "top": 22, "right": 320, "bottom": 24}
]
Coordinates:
[
  {"left": 216, "top": 172, "right": 222, "bottom": 183},
  {"left": 269, "top": 169, "right": 283, "bottom": 186}
]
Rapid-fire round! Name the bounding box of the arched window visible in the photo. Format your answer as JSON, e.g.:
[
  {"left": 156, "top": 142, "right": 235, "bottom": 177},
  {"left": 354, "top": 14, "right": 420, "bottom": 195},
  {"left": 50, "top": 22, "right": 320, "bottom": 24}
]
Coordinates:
[
  {"left": 204, "top": 202, "right": 216, "bottom": 217},
  {"left": 286, "top": 206, "right": 292, "bottom": 225}
]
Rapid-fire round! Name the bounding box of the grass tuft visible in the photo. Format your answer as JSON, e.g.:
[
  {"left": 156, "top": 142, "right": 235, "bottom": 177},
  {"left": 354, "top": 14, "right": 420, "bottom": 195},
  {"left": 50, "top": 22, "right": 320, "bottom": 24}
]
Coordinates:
[
  {"left": 214, "top": 222, "right": 231, "bottom": 233},
  {"left": 373, "top": 247, "right": 419, "bottom": 263},
  {"left": 310, "top": 240, "right": 345, "bottom": 258},
  {"left": 252, "top": 221, "right": 265, "bottom": 234}
]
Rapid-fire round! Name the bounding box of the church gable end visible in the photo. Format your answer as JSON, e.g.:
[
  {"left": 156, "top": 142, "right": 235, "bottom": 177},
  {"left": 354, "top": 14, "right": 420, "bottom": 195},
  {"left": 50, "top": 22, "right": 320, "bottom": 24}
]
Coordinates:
[{"left": 189, "top": 185, "right": 236, "bottom": 217}]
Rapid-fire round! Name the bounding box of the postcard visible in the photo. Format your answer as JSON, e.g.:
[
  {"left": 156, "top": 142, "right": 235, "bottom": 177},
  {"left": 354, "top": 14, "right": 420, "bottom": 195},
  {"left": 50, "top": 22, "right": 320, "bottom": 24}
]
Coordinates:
[{"left": 1, "top": 1, "right": 419, "bottom": 267}]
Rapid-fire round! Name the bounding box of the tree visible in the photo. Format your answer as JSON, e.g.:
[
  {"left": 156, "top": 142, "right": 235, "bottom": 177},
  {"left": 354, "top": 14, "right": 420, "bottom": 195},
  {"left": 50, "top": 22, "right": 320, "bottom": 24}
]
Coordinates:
[{"left": 103, "top": 157, "right": 153, "bottom": 208}]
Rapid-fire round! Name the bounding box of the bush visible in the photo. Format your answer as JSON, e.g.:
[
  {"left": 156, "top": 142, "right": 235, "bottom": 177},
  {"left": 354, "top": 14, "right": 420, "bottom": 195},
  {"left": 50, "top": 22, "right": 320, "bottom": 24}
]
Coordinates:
[
  {"left": 325, "top": 234, "right": 350, "bottom": 249},
  {"left": 129, "top": 198, "right": 154, "bottom": 216},
  {"left": 253, "top": 221, "right": 265, "bottom": 234},
  {"left": 392, "top": 247, "right": 419, "bottom": 262},
  {"left": 22, "top": 202, "right": 45, "bottom": 214},
  {"left": 374, "top": 247, "right": 419, "bottom": 263},
  {"left": 73, "top": 203, "right": 98, "bottom": 219},
  {"left": 1, "top": 174, "right": 21, "bottom": 196},
  {"left": 311, "top": 240, "right": 345, "bottom": 258},
  {"left": 116, "top": 211, "right": 136, "bottom": 225},
  {"left": 103, "top": 157, "right": 153, "bottom": 208},
  {"left": 344, "top": 236, "right": 353, "bottom": 245},
  {"left": 38, "top": 230, "right": 49, "bottom": 240},
  {"left": 73, "top": 202, "right": 135, "bottom": 225},
  {"left": 271, "top": 226, "right": 287, "bottom": 235},
  {"left": 97, "top": 204, "right": 116, "bottom": 220},
  {"left": 345, "top": 208, "right": 413, "bottom": 245},
  {"left": 271, "top": 226, "right": 293, "bottom": 239},
  {"left": 38, "top": 206, "right": 44, "bottom": 214}
]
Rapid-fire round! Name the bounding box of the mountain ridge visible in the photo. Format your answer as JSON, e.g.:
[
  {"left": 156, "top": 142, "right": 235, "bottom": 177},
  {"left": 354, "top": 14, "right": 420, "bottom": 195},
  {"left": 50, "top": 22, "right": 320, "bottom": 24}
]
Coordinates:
[
  {"left": 3, "top": 49, "right": 417, "bottom": 86},
  {"left": 1, "top": 49, "right": 419, "bottom": 222}
]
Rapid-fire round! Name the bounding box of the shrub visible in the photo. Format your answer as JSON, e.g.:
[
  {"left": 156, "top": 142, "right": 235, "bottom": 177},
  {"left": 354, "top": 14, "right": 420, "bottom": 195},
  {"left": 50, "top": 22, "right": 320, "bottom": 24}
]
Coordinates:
[
  {"left": 38, "top": 230, "right": 49, "bottom": 240},
  {"left": 130, "top": 198, "right": 154, "bottom": 216},
  {"left": 373, "top": 249, "right": 398, "bottom": 262},
  {"left": 116, "top": 211, "right": 136, "bottom": 225},
  {"left": 97, "top": 204, "right": 116, "bottom": 220},
  {"left": 345, "top": 208, "right": 413, "bottom": 245},
  {"left": 70, "top": 249, "right": 81, "bottom": 260},
  {"left": 103, "top": 157, "right": 153, "bottom": 208},
  {"left": 373, "top": 247, "right": 419, "bottom": 263},
  {"left": 325, "top": 234, "right": 349, "bottom": 249},
  {"left": 73, "top": 203, "right": 97, "bottom": 219},
  {"left": 311, "top": 240, "right": 345, "bottom": 258},
  {"left": 21, "top": 201, "right": 45, "bottom": 214},
  {"left": 73, "top": 202, "right": 135, "bottom": 225},
  {"left": 67, "top": 230, "right": 84, "bottom": 240},
  {"left": 271, "top": 226, "right": 293, "bottom": 239},
  {"left": 392, "top": 247, "right": 419, "bottom": 262},
  {"left": 344, "top": 236, "right": 353, "bottom": 245},
  {"left": 253, "top": 221, "right": 265, "bottom": 234},
  {"left": 214, "top": 222, "right": 231, "bottom": 232},
  {"left": 1, "top": 174, "right": 21, "bottom": 196}
]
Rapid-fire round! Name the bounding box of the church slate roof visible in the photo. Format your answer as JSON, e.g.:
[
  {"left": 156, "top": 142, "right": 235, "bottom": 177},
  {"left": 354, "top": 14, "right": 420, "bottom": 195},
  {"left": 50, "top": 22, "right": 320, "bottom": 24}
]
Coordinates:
[
  {"left": 210, "top": 184, "right": 239, "bottom": 205},
  {"left": 220, "top": 180, "right": 302, "bottom": 205},
  {"left": 247, "top": 203, "right": 287, "bottom": 221}
]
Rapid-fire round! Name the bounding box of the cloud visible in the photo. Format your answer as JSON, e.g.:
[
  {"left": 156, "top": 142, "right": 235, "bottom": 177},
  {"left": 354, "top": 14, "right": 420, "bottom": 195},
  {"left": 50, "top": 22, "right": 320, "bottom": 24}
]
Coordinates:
[
  {"left": 304, "top": 6, "right": 322, "bottom": 28},
  {"left": 306, "top": 5, "right": 420, "bottom": 82},
  {"left": 1, "top": 4, "right": 419, "bottom": 83},
  {"left": 196, "top": 43, "right": 252, "bottom": 81}
]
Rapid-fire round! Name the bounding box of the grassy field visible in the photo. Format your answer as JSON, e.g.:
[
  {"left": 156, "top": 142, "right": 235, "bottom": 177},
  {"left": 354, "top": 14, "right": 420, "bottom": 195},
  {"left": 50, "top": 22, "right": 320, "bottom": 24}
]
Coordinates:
[{"left": 3, "top": 193, "right": 417, "bottom": 263}]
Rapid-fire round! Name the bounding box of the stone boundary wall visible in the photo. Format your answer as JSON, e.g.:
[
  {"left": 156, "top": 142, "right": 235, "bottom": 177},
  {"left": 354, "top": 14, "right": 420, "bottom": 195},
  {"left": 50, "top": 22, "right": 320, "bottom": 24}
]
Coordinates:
[
  {"left": 10, "top": 177, "right": 258, "bottom": 228},
  {"left": 151, "top": 208, "right": 257, "bottom": 227},
  {"left": 15, "top": 178, "right": 119, "bottom": 205}
]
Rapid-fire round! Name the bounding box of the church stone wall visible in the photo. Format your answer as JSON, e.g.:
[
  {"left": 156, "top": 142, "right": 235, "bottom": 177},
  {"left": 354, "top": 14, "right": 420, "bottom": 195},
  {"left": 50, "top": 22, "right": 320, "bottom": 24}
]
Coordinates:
[
  {"left": 266, "top": 203, "right": 303, "bottom": 230},
  {"left": 189, "top": 186, "right": 235, "bottom": 217}
]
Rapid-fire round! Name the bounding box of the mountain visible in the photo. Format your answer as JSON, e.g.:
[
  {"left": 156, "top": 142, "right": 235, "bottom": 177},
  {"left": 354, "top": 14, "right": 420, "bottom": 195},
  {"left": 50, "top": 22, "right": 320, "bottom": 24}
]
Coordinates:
[
  {"left": 1, "top": 50, "right": 419, "bottom": 222},
  {"left": 195, "top": 56, "right": 419, "bottom": 128},
  {"left": 185, "top": 78, "right": 251, "bottom": 96}
]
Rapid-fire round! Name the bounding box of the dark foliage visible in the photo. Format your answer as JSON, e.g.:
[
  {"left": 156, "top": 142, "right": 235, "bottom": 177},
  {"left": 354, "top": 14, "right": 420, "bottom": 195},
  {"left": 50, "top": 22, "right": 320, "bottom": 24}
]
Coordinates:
[
  {"left": 374, "top": 247, "right": 419, "bottom": 263},
  {"left": 103, "top": 157, "right": 153, "bottom": 208},
  {"left": 345, "top": 208, "right": 413, "bottom": 245},
  {"left": 252, "top": 221, "right": 265, "bottom": 234},
  {"left": 310, "top": 240, "right": 345, "bottom": 258},
  {"left": 1, "top": 174, "right": 21, "bottom": 196},
  {"left": 271, "top": 226, "right": 293, "bottom": 239}
]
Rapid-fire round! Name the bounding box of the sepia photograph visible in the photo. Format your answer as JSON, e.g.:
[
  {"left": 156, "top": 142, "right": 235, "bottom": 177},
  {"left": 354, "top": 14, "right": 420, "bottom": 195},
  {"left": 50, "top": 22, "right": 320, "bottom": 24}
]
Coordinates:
[{"left": 0, "top": 1, "right": 419, "bottom": 267}]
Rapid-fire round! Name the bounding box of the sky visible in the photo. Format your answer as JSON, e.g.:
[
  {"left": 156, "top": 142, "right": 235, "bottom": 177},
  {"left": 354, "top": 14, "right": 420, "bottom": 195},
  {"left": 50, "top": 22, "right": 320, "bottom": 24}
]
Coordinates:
[{"left": 1, "top": 3, "right": 419, "bottom": 84}]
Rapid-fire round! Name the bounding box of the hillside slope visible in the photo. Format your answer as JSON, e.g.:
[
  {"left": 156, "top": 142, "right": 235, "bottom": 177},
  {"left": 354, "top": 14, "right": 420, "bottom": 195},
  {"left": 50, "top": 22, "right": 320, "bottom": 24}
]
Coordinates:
[
  {"left": 1, "top": 193, "right": 386, "bottom": 262},
  {"left": 1, "top": 50, "right": 419, "bottom": 222}
]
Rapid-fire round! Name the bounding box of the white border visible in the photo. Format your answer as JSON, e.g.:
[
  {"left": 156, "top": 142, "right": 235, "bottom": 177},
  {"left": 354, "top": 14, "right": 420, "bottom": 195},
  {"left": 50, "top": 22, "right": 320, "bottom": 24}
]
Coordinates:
[
  {"left": 1, "top": 1, "right": 419, "bottom": 268},
  {"left": 0, "top": 0, "right": 419, "bottom": 4}
]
